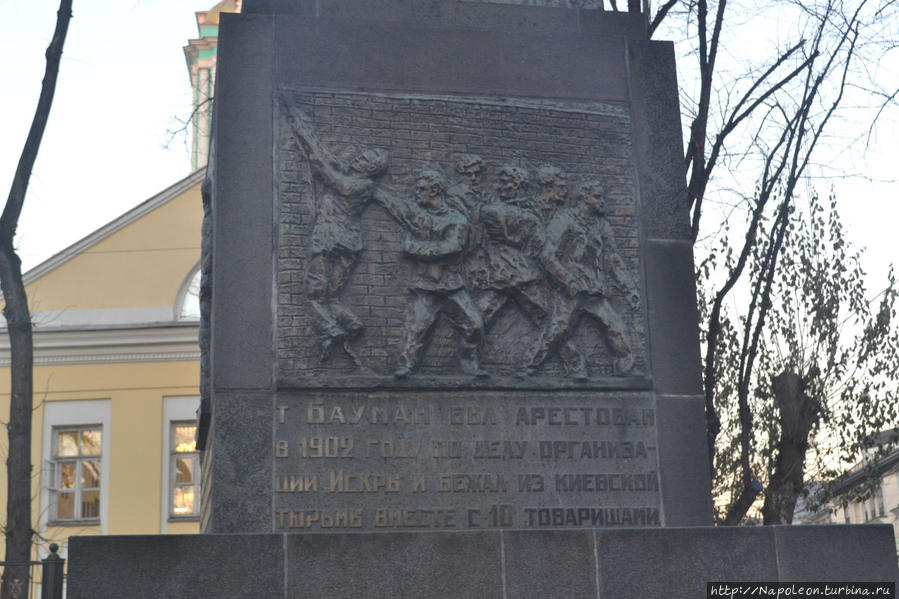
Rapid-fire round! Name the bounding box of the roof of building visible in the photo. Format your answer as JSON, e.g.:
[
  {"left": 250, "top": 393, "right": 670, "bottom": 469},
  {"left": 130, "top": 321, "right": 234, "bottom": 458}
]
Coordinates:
[
  {"left": 23, "top": 169, "right": 204, "bottom": 287},
  {"left": 0, "top": 169, "right": 205, "bottom": 367}
]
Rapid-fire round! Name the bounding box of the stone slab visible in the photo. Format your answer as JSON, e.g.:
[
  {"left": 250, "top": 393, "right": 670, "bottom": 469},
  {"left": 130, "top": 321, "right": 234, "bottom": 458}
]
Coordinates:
[
  {"left": 243, "top": 0, "right": 642, "bottom": 38},
  {"left": 202, "top": 393, "right": 274, "bottom": 533},
  {"left": 773, "top": 524, "right": 899, "bottom": 582},
  {"left": 503, "top": 529, "right": 598, "bottom": 598},
  {"left": 67, "top": 526, "right": 899, "bottom": 598},
  {"left": 210, "top": 13, "right": 275, "bottom": 392},
  {"left": 643, "top": 239, "right": 703, "bottom": 396},
  {"left": 285, "top": 532, "right": 504, "bottom": 598},
  {"left": 655, "top": 394, "right": 713, "bottom": 525},
  {"left": 274, "top": 18, "right": 631, "bottom": 101},
  {"left": 628, "top": 39, "right": 691, "bottom": 241},
  {"left": 66, "top": 534, "right": 284, "bottom": 599},
  {"left": 597, "top": 526, "right": 779, "bottom": 598}
]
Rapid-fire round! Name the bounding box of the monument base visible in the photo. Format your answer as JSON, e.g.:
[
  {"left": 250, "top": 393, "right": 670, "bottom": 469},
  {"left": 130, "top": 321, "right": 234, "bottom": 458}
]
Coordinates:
[{"left": 67, "top": 525, "right": 897, "bottom": 598}]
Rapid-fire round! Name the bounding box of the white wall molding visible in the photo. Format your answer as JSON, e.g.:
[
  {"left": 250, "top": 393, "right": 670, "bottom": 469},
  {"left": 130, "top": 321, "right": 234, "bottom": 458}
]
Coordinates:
[{"left": 0, "top": 325, "right": 200, "bottom": 366}]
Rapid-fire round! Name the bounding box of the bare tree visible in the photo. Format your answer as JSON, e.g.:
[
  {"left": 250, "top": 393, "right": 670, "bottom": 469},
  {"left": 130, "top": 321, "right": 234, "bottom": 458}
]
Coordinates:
[
  {"left": 1, "top": 1, "right": 72, "bottom": 595},
  {"left": 591, "top": 0, "right": 899, "bottom": 521},
  {"left": 700, "top": 189, "right": 899, "bottom": 524},
  {"left": 653, "top": 0, "right": 899, "bottom": 523}
]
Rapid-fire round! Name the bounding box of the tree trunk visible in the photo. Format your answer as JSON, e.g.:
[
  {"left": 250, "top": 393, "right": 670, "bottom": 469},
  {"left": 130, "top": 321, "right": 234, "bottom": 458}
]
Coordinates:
[
  {"left": 761, "top": 370, "right": 820, "bottom": 525},
  {"left": 0, "top": 250, "right": 33, "bottom": 599},
  {"left": 0, "top": 1, "right": 72, "bottom": 596},
  {"left": 721, "top": 481, "right": 761, "bottom": 525}
]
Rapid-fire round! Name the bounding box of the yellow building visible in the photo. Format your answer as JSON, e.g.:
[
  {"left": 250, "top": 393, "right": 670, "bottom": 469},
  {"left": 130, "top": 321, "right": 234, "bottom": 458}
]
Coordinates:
[
  {"left": 0, "top": 0, "right": 241, "bottom": 561},
  {"left": 0, "top": 170, "right": 205, "bottom": 557}
]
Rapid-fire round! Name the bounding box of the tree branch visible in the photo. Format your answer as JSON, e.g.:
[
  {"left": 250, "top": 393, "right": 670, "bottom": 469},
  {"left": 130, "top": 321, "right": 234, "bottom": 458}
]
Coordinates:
[
  {"left": 648, "top": 0, "right": 679, "bottom": 37},
  {"left": 1, "top": 0, "right": 73, "bottom": 242},
  {"left": 1, "top": 1, "right": 72, "bottom": 595}
]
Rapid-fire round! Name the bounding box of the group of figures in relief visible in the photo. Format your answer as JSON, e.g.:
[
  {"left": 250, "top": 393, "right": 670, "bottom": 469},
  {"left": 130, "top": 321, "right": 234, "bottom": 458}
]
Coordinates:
[{"left": 285, "top": 102, "right": 642, "bottom": 380}]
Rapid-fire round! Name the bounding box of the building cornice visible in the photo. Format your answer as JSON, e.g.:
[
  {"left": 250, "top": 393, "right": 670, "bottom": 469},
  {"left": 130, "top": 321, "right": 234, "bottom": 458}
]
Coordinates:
[
  {"left": 0, "top": 325, "right": 200, "bottom": 367},
  {"left": 831, "top": 448, "right": 899, "bottom": 497}
]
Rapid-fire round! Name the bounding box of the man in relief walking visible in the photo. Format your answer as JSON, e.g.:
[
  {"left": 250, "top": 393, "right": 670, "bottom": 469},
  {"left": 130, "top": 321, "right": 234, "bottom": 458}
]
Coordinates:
[
  {"left": 375, "top": 170, "right": 487, "bottom": 378},
  {"left": 476, "top": 165, "right": 549, "bottom": 329},
  {"left": 523, "top": 180, "right": 640, "bottom": 378}
]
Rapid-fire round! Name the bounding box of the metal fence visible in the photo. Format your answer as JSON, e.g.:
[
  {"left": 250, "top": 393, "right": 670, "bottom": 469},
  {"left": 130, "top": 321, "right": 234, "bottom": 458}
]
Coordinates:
[{"left": 0, "top": 544, "right": 64, "bottom": 599}]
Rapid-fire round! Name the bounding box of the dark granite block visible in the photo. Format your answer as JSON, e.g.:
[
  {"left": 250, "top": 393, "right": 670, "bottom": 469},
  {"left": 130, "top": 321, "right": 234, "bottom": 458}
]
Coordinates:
[
  {"left": 597, "top": 527, "right": 779, "bottom": 598},
  {"left": 774, "top": 524, "right": 899, "bottom": 582},
  {"left": 643, "top": 239, "right": 703, "bottom": 395},
  {"left": 274, "top": 18, "right": 630, "bottom": 101},
  {"left": 285, "top": 531, "right": 504, "bottom": 598},
  {"left": 243, "top": 0, "right": 314, "bottom": 15},
  {"left": 244, "top": 0, "right": 641, "bottom": 38},
  {"left": 212, "top": 14, "right": 275, "bottom": 392},
  {"left": 655, "top": 394, "right": 713, "bottom": 526},
  {"left": 503, "top": 530, "right": 598, "bottom": 598},
  {"left": 66, "top": 534, "right": 284, "bottom": 599},
  {"left": 204, "top": 393, "right": 274, "bottom": 533},
  {"left": 578, "top": 7, "right": 647, "bottom": 38},
  {"left": 65, "top": 527, "right": 899, "bottom": 597},
  {"left": 313, "top": 0, "right": 584, "bottom": 34},
  {"left": 628, "top": 39, "right": 691, "bottom": 241}
]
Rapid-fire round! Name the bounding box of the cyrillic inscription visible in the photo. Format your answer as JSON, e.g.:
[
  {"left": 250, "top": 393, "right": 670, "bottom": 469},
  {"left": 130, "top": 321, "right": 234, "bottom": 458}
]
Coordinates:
[{"left": 273, "top": 392, "right": 661, "bottom": 530}]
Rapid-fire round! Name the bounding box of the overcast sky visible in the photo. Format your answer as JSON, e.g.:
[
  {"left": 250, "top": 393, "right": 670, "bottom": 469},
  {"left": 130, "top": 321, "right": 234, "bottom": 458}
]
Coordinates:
[{"left": 1, "top": 0, "right": 897, "bottom": 290}]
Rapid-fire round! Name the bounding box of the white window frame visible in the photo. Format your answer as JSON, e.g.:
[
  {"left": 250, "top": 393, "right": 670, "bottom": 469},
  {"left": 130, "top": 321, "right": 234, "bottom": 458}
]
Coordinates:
[
  {"left": 49, "top": 426, "right": 102, "bottom": 523},
  {"left": 866, "top": 486, "right": 886, "bottom": 520},
  {"left": 161, "top": 396, "right": 201, "bottom": 531},
  {"left": 174, "top": 263, "right": 201, "bottom": 321},
  {"left": 41, "top": 400, "right": 111, "bottom": 534}
]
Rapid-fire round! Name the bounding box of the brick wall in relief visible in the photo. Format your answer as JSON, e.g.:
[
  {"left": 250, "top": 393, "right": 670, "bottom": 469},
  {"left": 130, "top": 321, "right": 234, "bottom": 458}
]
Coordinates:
[{"left": 278, "top": 90, "right": 646, "bottom": 384}]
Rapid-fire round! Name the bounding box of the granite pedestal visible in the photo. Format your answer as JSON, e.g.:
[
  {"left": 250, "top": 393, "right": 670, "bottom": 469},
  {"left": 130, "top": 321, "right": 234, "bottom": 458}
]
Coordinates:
[
  {"left": 68, "top": 526, "right": 897, "bottom": 598},
  {"left": 201, "top": 0, "right": 710, "bottom": 537}
]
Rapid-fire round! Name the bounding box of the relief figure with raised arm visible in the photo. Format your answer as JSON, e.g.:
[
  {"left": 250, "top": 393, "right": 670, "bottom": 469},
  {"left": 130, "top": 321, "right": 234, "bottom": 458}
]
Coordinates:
[
  {"left": 283, "top": 100, "right": 389, "bottom": 368},
  {"left": 523, "top": 179, "right": 640, "bottom": 378},
  {"left": 374, "top": 170, "right": 487, "bottom": 379}
]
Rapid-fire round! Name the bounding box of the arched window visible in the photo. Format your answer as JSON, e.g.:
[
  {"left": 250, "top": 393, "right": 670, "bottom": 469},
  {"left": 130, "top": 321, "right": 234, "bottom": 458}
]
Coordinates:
[{"left": 175, "top": 265, "right": 201, "bottom": 321}]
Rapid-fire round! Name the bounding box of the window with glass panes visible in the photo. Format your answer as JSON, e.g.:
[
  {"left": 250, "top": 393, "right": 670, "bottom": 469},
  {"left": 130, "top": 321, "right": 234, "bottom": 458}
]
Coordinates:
[
  {"left": 866, "top": 488, "right": 886, "bottom": 521},
  {"left": 170, "top": 422, "right": 199, "bottom": 518},
  {"left": 51, "top": 426, "right": 101, "bottom": 522}
]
